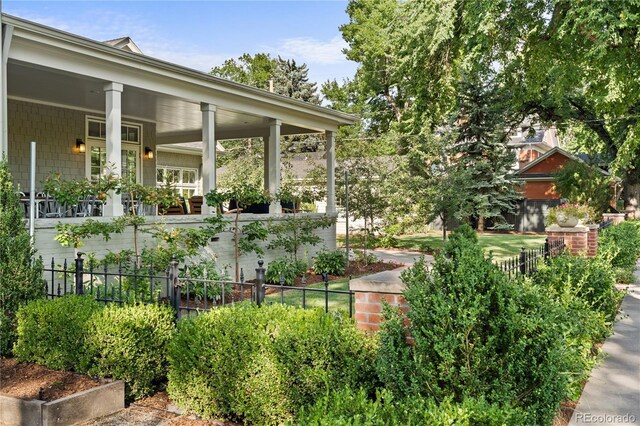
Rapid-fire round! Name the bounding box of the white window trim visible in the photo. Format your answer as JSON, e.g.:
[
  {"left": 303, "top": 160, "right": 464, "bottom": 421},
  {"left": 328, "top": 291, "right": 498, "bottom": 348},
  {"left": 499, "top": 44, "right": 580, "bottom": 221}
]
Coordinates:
[
  {"left": 85, "top": 116, "right": 144, "bottom": 183},
  {"left": 156, "top": 166, "right": 200, "bottom": 196}
]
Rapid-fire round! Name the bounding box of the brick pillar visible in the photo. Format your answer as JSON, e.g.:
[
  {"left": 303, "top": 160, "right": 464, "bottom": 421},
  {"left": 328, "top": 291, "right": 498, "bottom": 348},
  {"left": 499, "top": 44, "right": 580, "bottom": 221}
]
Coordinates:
[
  {"left": 586, "top": 224, "right": 598, "bottom": 257},
  {"left": 546, "top": 225, "right": 597, "bottom": 257},
  {"left": 350, "top": 269, "right": 408, "bottom": 332}
]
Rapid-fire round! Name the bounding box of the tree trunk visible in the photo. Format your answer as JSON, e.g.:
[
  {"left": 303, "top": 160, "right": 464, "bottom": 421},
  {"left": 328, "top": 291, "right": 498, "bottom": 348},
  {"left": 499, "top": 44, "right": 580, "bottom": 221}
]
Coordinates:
[
  {"left": 441, "top": 215, "right": 447, "bottom": 242},
  {"left": 624, "top": 182, "right": 640, "bottom": 219},
  {"left": 477, "top": 216, "right": 485, "bottom": 232}
]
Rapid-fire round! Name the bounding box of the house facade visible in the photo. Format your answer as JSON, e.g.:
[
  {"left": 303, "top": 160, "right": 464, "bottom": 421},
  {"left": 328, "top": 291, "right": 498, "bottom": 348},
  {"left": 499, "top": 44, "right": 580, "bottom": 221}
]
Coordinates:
[
  {"left": 508, "top": 147, "right": 612, "bottom": 232},
  {"left": 0, "top": 14, "right": 355, "bottom": 273}
]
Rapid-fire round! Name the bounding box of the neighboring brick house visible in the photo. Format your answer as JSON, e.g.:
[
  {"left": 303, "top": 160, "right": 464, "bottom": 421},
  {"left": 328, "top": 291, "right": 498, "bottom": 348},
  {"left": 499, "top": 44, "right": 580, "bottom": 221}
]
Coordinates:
[{"left": 508, "top": 147, "right": 611, "bottom": 232}]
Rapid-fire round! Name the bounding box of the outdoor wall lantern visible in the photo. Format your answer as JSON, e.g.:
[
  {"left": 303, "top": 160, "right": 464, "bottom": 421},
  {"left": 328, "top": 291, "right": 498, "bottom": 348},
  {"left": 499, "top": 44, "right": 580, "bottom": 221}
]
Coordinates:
[
  {"left": 144, "top": 147, "right": 154, "bottom": 159},
  {"left": 76, "top": 138, "right": 86, "bottom": 153}
]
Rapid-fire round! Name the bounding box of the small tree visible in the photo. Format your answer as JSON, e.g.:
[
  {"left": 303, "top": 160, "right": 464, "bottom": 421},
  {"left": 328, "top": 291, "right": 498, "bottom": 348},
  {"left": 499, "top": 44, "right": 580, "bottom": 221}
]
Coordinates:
[
  {"left": 392, "top": 133, "right": 473, "bottom": 241},
  {"left": 553, "top": 160, "right": 613, "bottom": 217},
  {"left": 337, "top": 156, "right": 391, "bottom": 260},
  {"left": 205, "top": 182, "right": 270, "bottom": 282},
  {"left": 0, "top": 159, "right": 44, "bottom": 355}
]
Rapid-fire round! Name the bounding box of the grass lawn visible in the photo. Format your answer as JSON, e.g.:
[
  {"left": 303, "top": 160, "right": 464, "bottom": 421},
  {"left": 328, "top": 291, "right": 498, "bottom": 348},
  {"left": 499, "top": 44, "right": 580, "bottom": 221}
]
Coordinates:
[
  {"left": 262, "top": 278, "right": 353, "bottom": 314},
  {"left": 339, "top": 232, "right": 547, "bottom": 261}
]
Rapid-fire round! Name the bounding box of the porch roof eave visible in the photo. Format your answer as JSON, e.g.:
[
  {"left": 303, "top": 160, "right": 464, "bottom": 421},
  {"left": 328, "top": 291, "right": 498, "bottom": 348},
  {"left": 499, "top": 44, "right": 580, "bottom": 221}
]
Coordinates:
[{"left": 1, "top": 13, "right": 358, "bottom": 131}]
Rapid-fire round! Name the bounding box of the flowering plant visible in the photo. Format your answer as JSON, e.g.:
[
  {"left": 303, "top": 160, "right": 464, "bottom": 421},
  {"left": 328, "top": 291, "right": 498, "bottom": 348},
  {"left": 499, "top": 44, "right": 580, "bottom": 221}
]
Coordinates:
[{"left": 546, "top": 203, "right": 596, "bottom": 226}]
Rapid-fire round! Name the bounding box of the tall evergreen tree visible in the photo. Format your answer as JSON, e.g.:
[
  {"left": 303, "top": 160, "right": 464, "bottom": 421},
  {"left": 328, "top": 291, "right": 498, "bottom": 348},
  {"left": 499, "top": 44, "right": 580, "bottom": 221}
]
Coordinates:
[
  {"left": 272, "top": 56, "right": 320, "bottom": 105},
  {"left": 0, "top": 159, "right": 44, "bottom": 355},
  {"left": 452, "top": 76, "right": 521, "bottom": 231}
]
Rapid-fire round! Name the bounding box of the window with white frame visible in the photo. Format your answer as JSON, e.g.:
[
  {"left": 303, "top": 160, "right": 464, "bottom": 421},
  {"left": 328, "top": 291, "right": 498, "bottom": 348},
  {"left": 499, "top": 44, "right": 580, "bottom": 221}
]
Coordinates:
[
  {"left": 156, "top": 166, "right": 199, "bottom": 198},
  {"left": 85, "top": 117, "right": 142, "bottom": 183}
]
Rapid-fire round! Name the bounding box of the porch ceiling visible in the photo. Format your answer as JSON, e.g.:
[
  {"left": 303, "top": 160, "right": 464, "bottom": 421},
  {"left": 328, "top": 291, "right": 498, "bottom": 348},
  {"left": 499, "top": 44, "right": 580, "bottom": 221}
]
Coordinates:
[{"left": 7, "top": 60, "right": 319, "bottom": 144}]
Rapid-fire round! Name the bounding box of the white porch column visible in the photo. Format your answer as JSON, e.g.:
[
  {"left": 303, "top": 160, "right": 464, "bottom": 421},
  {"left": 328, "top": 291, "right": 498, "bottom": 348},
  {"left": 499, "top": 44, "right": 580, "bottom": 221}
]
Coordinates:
[
  {"left": 326, "top": 130, "right": 336, "bottom": 214},
  {"left": 263, "top": 132, "right": 269, "bottom": 193},
  {"left": 0, "top": 24, "right": 13, "bottom": 158},
  {"left": 103, "top": 82, "right": 123, "bottom": 217},
  {"left": 201, "top": 103, "right": 217, "bottom": 215},
  {"left": 267, "top": 120, "right": 282, "bottom": 214}
]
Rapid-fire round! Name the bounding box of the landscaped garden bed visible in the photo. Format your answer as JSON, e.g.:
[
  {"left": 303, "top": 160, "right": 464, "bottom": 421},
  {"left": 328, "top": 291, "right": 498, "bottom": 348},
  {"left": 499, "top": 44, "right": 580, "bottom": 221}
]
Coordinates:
[
  {"left": 0, "top": 358, "right": 124, "bottom": 426},
  {"left": 0, "top": 358, "right": 104, "bottom": 401}
]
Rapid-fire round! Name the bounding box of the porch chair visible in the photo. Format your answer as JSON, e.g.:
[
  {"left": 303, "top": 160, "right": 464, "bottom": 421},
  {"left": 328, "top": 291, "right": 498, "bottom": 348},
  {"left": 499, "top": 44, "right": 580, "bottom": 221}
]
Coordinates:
[
  {"left": 41, "top": 193, "right": 65, "bottom": 218},
  {"left": 75, "top": 195, "right": 99, "bottom": 217},
  {"left": 159, "top": 197, "right": 187, "bottom": 215},
  {"left": 188, "top": 196, "right": 203, "bottom": 214}
]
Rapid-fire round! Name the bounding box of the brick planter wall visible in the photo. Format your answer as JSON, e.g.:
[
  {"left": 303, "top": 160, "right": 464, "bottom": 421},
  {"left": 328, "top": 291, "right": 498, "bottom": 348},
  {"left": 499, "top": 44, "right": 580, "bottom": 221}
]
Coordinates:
[
  {"left": 603, "top": 213, "right": 626, "bottom": 225},
  {"left": 350, "top": 268, "right": 408, "bottom": 332},
  {"left": 546, "top": 224, "right": 598, "bottom": 257}
]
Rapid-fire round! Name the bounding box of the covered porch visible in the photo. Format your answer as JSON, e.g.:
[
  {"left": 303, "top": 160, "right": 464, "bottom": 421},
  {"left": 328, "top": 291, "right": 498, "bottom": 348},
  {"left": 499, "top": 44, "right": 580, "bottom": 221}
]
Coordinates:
[{"left": 0, "top": 14, "right": 353, "bottom": 220}]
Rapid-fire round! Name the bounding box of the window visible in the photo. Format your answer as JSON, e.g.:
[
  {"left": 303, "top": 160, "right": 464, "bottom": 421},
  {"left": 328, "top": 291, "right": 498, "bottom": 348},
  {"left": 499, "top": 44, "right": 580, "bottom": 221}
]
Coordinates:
[
  {"left": 85, "top": 117, "right": 142, "bottom": 183},
  {"left": 156, "top": 166, "right": 199, "bottom": 198}
]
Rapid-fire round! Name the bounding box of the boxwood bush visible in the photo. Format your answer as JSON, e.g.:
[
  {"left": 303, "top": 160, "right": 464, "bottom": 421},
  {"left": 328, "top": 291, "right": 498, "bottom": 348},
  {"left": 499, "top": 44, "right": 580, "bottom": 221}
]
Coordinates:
[
  {"left": 377, "top": 225, "right": 570, "bottom": 425},
  {"left": 167, "top": 303, "right": 376, "bottom": 425},
  {"left": 266, "top": 258, "right": 307, "bottom": 285},
  {"left": 295, "top": 387, "right": 527, "bottom": 425},
  {"left": 533, "top": 254, "right": 621, "bottom": 322},
  {"left": 598, "top": 221, "right": 640, "bottom": 269},
  {"left": 13, "top": 295, "right": 100, "bottom": 372},
  {"left": 313, "top": 250, "right": 346, "bottom": 276},
  {"left": 86, "top": 303, "right": 176, "bottom": 400}
]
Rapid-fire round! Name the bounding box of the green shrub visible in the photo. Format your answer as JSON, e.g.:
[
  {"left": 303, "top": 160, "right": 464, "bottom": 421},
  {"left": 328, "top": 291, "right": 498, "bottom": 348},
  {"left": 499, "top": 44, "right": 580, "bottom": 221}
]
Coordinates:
[
  {"left": 0, "top": 309, "right": 13, "bottom": 355},
  {"left": 534, "top": 254, "right": 622, "bottom": 322},
  {"left": 86, "top": 303, "right": 175, "bottom": 400},
  {"left": 0, "top": 159, "right": 45, "bottom": 355},
  {"left": 377, "top": 234, "right": 399, "bottom": 248},
  {"left": 313, "top": 250, "right": 346, "bottom": 275},
  {"left": 266, "top": 258, "right": 307, "bottom": 285},
  {"left": 598, "top": 221, "right": 640, "bottom": 269},
  {"left": 167, "top": 303, "right": 376, "bottom": 425},
  {"left": 377, "top": 228, "right": 570, "bottom": 425},
  {"left": 295, "top": 387, "right": 527, "bottom": 425},
  {"left": 180, "top": 259, "right": 231, "bottom": 301},
  {"left": 13, "top": 296, "right": 100, "bottom": 372},
  {"left": 613, "top": 267, "right": 636, "bottom": 284}
]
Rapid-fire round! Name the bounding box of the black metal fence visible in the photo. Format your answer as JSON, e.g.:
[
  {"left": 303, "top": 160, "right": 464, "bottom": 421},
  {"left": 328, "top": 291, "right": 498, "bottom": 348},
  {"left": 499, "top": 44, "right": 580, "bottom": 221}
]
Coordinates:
[
  {"left": 43, "top": 255, "right": 355, "bottom": 319},
  {"left": 495, "top": 237, "right": 566, "bottom": 280}
]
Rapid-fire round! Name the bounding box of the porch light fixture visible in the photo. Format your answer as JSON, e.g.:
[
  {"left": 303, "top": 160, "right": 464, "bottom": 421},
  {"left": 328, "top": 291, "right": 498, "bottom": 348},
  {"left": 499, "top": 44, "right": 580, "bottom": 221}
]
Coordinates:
[
  {"left": 76, "top": 139, "right": 86, "bottom": 153},
  {"left": 144, "top": 147, "right": 154, "bottom": 159}
]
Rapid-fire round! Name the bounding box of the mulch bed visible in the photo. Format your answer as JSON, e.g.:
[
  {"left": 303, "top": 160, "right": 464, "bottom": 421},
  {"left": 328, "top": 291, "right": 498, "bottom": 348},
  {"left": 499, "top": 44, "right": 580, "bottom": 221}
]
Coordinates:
[{"left": 0, "top": 358, "right": 105, "bottom": 401}]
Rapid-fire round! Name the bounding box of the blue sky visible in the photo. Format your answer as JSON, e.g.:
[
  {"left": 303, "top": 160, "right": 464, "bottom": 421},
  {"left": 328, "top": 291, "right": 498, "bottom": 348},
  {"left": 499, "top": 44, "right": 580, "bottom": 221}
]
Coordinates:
[{"left": 1, "top": 1, "right": 358, "bottom": 88}]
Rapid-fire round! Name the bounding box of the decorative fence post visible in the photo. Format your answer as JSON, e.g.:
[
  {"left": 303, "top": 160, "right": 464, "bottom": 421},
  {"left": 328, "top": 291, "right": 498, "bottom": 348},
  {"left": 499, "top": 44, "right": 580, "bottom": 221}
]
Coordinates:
[
  {"left": 255, "top": 260, "right": 265, "bottom": 307},
  {"left": 169, "top": 255, "right": 181, "bottom": 320},
  {"left": 519, "top": 247, "right": 526, "bottom": 276},
  {"left": 544, "top": 238, "right": 550, "bottom": 262},
  {"left": 75, "top": 252, "right": 84, "bottom": 295}
]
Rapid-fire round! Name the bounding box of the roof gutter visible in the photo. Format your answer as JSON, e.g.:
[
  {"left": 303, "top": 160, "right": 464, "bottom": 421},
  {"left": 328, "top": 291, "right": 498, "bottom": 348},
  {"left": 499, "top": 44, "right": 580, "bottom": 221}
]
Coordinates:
[{"left": 2, "top": 13, "right": 358, "bottom": 126}]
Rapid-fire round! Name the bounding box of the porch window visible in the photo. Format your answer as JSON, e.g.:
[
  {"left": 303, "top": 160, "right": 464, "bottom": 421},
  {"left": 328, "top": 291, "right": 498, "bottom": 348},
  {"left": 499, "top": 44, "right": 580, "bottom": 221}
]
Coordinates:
[
  {"left": 85, "top": 117, "right": 142, "bottom": 183},
  {"left": 156, "top": 166, "right": 199, "bottom": 198}
]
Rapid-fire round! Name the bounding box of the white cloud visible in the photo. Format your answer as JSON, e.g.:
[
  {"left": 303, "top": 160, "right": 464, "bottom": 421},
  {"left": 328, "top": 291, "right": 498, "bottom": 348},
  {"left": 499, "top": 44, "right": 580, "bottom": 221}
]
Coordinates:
[{"left": 269, "top": 36, "right": 349, "bottom": 65}]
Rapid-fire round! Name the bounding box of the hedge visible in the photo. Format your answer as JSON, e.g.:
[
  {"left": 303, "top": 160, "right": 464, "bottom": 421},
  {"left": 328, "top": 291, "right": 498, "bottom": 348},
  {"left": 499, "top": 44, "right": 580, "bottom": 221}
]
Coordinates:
[
  {"left": 167, "top": 303, "right": 376, "bottom": 425},
  {"left": 86, "top": 303, "right": 176, "bottom": 400},
  {"left": 13, "top": 295, "right": 99, "bottom": 372}
]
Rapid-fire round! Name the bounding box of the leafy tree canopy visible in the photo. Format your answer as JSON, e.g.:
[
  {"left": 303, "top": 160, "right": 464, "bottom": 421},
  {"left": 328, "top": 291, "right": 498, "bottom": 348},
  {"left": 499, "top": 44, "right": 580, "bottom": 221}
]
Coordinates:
[
  {"left": 341, "top": 0, "right": 640, "bottom": 207},
  {"left": 211, "top": 53, "right": 275, "bottom": 90}
]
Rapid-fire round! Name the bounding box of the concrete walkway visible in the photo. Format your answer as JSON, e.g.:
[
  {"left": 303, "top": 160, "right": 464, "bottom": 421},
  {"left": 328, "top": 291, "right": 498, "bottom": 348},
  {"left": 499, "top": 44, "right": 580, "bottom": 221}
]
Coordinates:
[
  {"left": 570, "top": 269, "right": 640, "bottom": 425},
  {"left": 369, "top": 248, "right": 432, "bottom": 266}
]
